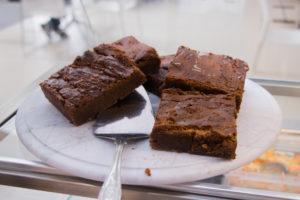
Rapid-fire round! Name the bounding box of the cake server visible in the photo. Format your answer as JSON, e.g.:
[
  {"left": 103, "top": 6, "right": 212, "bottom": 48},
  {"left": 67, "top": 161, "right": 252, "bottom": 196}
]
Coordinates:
[{"left": 93, "top": 86, "right": 155, "bottom": 200}]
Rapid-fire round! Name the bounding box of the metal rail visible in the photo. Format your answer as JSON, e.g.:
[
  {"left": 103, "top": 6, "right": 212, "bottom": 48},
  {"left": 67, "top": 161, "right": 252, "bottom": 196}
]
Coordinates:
[
  {"left": 0, "top": 155, "right": 299, "bottom": 200},
  {"left": 249, "top": 77, "right": 300, "bottom": 97}
]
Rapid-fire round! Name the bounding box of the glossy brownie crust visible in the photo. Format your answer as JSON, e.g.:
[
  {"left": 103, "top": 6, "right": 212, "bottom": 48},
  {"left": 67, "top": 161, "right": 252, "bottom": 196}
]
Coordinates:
[
  {"left": 40, "top": 44, "right": 146, "bottom": 126},
  {"left": 144, "top": 55, "right": 175, "bottom": 96},
  {"left": 112, "top": 36, "right": 160, "bottom": 75},
  {"left": 150, "top": 88, "right": 237, "bottom": 159},
  {"left": 163, "top": 46, "right": 248, "bottom": 110}
]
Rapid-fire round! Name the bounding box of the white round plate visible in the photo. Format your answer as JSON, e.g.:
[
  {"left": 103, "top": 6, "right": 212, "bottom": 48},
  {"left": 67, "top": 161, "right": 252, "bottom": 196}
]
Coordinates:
[{"left": 15, "top": 79, "right": 282, "bottom": 185}]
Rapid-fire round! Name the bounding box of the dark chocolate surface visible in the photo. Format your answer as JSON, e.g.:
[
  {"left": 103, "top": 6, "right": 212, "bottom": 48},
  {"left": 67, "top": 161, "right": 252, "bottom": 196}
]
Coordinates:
[
  {"left": 164, "top": 46, "right": 248, "bottom": 96},
  {"left": 150, "top": 88, "right": 237, "bottom": 159},
  {"left": 144, "top": 55, "right": 175, "bottom": 96},
  {"left": 112, "top": 36, "right": 160, "bottom": 74},
  {"left": 160, "top": 55, "right": 175, "bottom": 70},
  {"left": 155, "top": 88, "right": 237, "bottom": 136},
  {"left": 40, "top": 44, "right": 146, "bottom": 125}
]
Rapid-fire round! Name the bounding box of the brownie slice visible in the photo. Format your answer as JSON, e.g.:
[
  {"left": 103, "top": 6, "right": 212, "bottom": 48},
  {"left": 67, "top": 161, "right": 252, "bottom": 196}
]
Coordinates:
[
  {"left": 111, "top": 36, "right": 160, "bottom": 75},
  {"left": 163, "top": 46, "right": 249, "bottom": 110},
  {"left": 144, "top": 55, "right": 175, "bottom": 96},
  {"left": 40, "top": 44, "right": 146, "bottom": 126},
  {"left": 150, "top": 88, "right": 237, "bottom": 159}
]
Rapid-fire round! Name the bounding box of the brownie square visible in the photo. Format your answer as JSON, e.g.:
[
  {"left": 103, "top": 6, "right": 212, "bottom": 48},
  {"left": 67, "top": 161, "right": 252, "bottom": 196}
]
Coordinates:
[
  {"left": 144, "top": 54, "right": 175, "bottom": 96},
  {"left": 112, "top": 36, "right": 160, "bottom": 75},
  {"left": 163, "top": 46, "right": 249, "bottom": 110},
  {"left": 150, "top": 88, "right": 237, "bottom": 159},
  {"left": 40, "top": 44, "right": 146, "bottom": 126}
]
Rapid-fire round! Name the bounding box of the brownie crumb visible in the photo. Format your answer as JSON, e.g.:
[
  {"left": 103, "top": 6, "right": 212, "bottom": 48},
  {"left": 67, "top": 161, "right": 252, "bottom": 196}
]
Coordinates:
[
  {"left": 131, "top": 147, "right": 135, "bottom": 150},
  {"left": 145, "top": 168, "right": 151, "bottom": 176}
]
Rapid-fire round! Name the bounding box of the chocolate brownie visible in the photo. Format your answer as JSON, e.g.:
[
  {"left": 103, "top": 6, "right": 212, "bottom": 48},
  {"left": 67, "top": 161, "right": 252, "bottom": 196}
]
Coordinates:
[
  {"left": 150, "top": 88, "right": 237, "bottom": 159},
  {"left": 144, "top": 55, "right": 175, "bottom": 96},
  {"left": 112, "top": 36, "right": 160, "bottom": 75},
  {"left": 163, "top": 46, "right": 249, "bottom": 110},
  {"left": 40, "top": 44, "right": 146, "bottom": 126}
]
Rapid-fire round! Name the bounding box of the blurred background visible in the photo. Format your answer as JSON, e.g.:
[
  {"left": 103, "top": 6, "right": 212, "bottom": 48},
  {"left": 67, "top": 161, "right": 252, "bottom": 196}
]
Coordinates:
[
  {"left": 1, "top": 0, "right": 300, "bottom": 107},
  {"left": 0, "top": 0, "right": 300, "bottom": 199}
]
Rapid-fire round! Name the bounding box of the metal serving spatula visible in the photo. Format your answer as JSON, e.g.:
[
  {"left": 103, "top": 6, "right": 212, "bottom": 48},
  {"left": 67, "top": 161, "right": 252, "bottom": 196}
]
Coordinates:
[{"left": 93, "top": 86, "right": 155, "bottom": 200}]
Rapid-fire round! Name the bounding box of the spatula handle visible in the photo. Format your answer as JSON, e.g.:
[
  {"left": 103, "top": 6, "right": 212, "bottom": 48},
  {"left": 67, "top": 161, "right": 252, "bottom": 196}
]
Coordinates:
[{"left": 98, "top": 140, "right": 125, "bottom": 200}]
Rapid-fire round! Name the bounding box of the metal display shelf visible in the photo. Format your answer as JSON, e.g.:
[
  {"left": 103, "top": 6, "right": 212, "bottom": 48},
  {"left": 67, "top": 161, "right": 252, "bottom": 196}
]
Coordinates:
[{"left": 0, "top": 76, "right": 300, "bottom": 200}]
